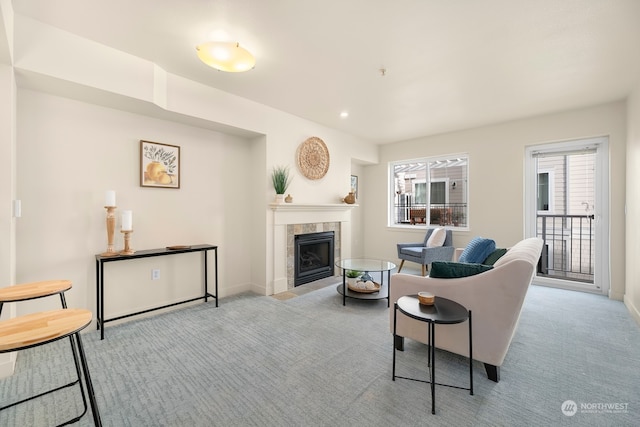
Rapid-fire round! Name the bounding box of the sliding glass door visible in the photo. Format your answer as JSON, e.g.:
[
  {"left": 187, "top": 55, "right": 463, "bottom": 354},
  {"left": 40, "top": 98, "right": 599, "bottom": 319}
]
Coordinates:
[{"left": 525, "top": 137, "right": 609, "bottom": 295}]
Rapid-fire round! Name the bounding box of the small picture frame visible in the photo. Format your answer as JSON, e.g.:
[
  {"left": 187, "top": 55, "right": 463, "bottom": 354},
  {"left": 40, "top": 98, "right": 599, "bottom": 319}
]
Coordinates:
[
  {"left": 140, "top": 140, "right": 180, "bottom": 188},
  {"left": 350, "top": 175, "right": 358, "bottom": 198}
]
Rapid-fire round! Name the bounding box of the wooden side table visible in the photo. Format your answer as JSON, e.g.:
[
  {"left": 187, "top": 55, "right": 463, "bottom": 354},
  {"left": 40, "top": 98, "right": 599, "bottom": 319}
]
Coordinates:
[{"left": 393, "top": 294, "right": 473, "bottom": 414}]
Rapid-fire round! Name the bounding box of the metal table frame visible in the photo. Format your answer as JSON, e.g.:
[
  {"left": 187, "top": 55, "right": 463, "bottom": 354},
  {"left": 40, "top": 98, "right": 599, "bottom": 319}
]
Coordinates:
[
  {"left": 393, "top": 294, "right": 473, "bottom": 414},
  {"left": 95, "top": 244, "right": 218, "bottom": 339},
  {"left": 335, "top": 258, "right": 396, "bottom": 307}
]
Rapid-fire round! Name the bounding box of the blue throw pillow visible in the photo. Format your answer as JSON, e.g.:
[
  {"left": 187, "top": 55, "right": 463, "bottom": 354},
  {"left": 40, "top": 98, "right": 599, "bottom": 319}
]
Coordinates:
[
  {"left": 458, "top": 237, "right": 496, "bottom": 263},
  {"left": 429, "top": 261, "right": 493, "bottom": 278}
]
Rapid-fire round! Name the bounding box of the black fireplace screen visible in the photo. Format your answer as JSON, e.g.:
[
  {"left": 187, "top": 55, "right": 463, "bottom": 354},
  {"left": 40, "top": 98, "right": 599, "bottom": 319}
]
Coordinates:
[{"left": 294, "top": 231, "right": 335, "bottom": 286}]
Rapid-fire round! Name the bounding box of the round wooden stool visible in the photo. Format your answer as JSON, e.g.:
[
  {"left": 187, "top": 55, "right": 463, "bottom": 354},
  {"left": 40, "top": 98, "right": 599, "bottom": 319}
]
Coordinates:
[
  {"left": 0, "top": 308, "right": 102, "bottom": 426},
  {"left": 0, "top": 281, "right": 102, "bottom": 426},
  {"left": 0, "top": 280, "right": 73, "bottom": 316}
]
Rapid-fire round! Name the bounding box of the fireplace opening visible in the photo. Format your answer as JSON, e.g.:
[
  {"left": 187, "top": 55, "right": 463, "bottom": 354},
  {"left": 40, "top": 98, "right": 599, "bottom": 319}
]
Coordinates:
[{"left": 294, "top": 231, "right": 335, "bottom": 286}]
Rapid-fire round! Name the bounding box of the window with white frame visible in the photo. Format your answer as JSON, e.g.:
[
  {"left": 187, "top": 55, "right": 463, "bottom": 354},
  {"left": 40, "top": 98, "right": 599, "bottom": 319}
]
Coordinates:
[{"left": 391, "top": 155, "right": 468, "bottom": 227}]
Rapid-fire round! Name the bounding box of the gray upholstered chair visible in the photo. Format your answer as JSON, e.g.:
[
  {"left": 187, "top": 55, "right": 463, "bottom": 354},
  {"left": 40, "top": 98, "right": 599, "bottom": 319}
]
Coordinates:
[{"left": 396, "top": 228, "right": 455, "bottom": 276}]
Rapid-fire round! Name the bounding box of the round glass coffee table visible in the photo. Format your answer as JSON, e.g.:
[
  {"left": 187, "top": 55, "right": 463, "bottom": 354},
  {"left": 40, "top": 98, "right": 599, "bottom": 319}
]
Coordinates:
[{"left": 335, "top": 258, "right": 396, "bottom": 306}]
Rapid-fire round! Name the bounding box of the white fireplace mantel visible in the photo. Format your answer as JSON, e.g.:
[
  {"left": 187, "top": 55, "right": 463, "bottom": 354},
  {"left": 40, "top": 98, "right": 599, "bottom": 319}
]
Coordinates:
[
  {"left": 270, "top": 203, "right": 357, "bottom": 225},
  {"left": 269, "top": 203, "right": 357, "bottom": 295},
  {"left": 269, "top": 203, "right": 358, "bottom": 211}
]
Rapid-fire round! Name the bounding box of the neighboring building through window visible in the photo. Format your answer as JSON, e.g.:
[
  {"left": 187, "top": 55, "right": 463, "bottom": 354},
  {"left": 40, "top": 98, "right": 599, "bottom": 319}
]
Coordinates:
[
  {"left": 537, "top": 171, "right": 554, "bottom": 212},
  {"left": 391, "top": 155, "right": 468, "bottom": 228}
]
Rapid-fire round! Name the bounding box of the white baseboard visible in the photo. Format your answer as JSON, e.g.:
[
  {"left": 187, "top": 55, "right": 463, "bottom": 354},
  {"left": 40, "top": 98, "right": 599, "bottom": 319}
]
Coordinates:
[
  {"left": 624, "top": 294, "right": 640, "bottom": 326},
  {"left": 0, "top": 352, "right": 16, "bottom": 379}
]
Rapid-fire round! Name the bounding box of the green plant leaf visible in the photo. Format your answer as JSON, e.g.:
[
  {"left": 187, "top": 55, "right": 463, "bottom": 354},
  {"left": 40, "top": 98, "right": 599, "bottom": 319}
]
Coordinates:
[{"left": 272, "top": 165, "right": 292, "bottom": 194}]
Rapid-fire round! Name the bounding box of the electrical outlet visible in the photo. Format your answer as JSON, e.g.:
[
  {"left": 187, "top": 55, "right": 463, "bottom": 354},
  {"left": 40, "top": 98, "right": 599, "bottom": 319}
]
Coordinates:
[{"left": 152, "top": 269, "right": 160, "bottom": 280}]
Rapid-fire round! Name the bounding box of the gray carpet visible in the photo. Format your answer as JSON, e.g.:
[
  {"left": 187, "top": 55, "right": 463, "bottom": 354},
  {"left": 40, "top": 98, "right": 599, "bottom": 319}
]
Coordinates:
[{"left": 1, "top": 280, "right": 639, "bottom": 426}]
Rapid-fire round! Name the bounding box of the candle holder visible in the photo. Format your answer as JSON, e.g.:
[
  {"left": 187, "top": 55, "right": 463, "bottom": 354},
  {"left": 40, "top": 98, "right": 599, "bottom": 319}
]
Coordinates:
[
  {"left": 120, "top": 230, "right": 135, "bottom": 255},
  {"left": 100, "top": 206, "right": 118, "bottom": 257}
]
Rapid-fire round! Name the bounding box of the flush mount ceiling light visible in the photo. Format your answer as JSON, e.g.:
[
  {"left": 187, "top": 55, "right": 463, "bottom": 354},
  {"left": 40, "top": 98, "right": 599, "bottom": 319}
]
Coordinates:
[{"left": 195, "top": 41, "right": 255, "bottom": 72}]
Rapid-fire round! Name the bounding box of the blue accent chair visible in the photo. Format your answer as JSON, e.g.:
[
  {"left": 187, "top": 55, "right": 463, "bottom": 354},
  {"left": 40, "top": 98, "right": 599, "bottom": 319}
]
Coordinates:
[{"left": 396, "top": 228, "right": 455, "bottom": 276}]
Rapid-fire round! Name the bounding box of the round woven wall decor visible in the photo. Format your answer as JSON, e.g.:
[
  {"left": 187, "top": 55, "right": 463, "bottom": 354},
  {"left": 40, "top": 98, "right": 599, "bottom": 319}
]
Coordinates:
[{"left": 297, "top": 136, "right": 330, "bottom": 180}]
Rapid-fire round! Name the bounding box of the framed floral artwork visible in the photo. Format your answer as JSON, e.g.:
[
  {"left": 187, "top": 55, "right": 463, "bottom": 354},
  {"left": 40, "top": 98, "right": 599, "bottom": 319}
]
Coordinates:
[
  {"left": 140, "top": 140, "right": 180, "bottom": 188},
  {"left": 351, "top": 175, "right": 358, "bottom": 198}
]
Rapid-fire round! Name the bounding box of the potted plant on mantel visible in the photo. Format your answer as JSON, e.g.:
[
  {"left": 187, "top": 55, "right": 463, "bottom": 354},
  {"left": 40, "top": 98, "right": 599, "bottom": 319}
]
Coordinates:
[
  {"left": 272, "top": 165, "right": 292, "bottom": 203},
  {"left": 271, "top": 166, "right": 291, "bottom": 203}
]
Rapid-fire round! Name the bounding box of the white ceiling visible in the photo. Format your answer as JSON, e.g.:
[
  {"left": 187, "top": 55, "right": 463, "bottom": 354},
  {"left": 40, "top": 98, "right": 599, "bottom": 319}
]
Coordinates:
[{"left": 11, "top": 0, "right": 640, "bottom": 144}]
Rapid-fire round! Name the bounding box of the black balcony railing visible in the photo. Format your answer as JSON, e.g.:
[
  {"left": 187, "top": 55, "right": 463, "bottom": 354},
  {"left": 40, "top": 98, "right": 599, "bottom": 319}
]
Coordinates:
[
  {"left": 394, "top": 202, "right": 467, "bottom": 227},
  {"left": 536, "top": 214, "right": 594, "bottom": 283}
]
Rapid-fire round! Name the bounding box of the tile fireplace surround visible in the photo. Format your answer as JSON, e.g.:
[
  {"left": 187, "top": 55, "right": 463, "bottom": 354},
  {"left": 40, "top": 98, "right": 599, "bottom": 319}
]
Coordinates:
[{"left": 270, "top": 203, "right": 356, "bottom": 294}]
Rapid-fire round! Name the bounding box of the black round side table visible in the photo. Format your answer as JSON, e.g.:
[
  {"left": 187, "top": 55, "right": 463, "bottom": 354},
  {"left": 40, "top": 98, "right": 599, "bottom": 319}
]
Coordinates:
[{"left": 392, "top": 295, "right": 473, "bottom": 415}]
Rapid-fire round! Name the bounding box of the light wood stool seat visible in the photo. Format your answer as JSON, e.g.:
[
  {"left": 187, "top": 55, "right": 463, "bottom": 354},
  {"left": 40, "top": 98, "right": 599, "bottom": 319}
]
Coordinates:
[
  {"left": 0, "top": 280, "right": 72, "bottom": 304},
  {"left": 0, "top": 289, "right": 102, "bottom": 426},
  {"left": 0, "top": 308, "right": 91, "bottom": 352},
  {"left": 0, "top": 280, "right": 73, "bottom": 321}
]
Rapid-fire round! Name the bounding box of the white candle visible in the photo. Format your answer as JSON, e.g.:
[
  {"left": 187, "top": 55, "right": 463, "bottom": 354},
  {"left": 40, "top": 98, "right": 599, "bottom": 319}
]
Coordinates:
[
  {"left": 105, "top": 190, "right": 116, "bottom": 206},
  {"left": 121, "top": 210, "right": 133, "bottom": 231}
]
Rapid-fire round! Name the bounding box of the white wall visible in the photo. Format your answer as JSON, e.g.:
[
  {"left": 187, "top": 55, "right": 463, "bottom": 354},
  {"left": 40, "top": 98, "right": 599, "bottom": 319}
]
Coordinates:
[
  {"left": 11, "top": 87, "right": 376, "bottom": 316},
  {"left": 363, "top": 101, "right": 627, "bottom": 300},
  {"left": 0, "top": 2, "right": 18, "bottom": 378},
  {"left": 2, "top": 12, "right": 379, "bottom": 326},
  {"left": 349, "top": 162, "right": 365, "bottom": 258},
  {"left": 0, "top": 63, "right": 17, "bottom": 377},
  {"left": 0, "top": 67, "right": 13, "bottom": 308},
  {"left": 626, "top": 83, "right": 640, "bottom": 323},
  {"left": 15, "top": 90, "right": 256, "bottom": 316}
]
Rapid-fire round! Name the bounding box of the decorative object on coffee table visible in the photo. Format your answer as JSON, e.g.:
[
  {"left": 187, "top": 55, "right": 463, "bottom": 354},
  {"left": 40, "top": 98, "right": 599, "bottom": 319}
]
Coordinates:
[
  {"left": 348, "top": 280, "right": 381, "bottom": 293},
  {"left": 297, "top": 136, "right": 329, "bottom": 180},
  {"left": 346, "top": 269, "right": 380, "bottom": 293},
  {"left": 345, "top": 269, "right": 361, "bottom": 287},
  {"left": 354, "top": 271, "right": 381, "bottom": 292}
]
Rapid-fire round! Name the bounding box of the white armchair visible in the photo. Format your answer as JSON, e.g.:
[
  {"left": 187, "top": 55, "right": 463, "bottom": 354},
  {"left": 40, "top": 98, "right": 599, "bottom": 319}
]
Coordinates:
[{"left": 389, "top": 237, "right": 543, "bottom": 382}]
